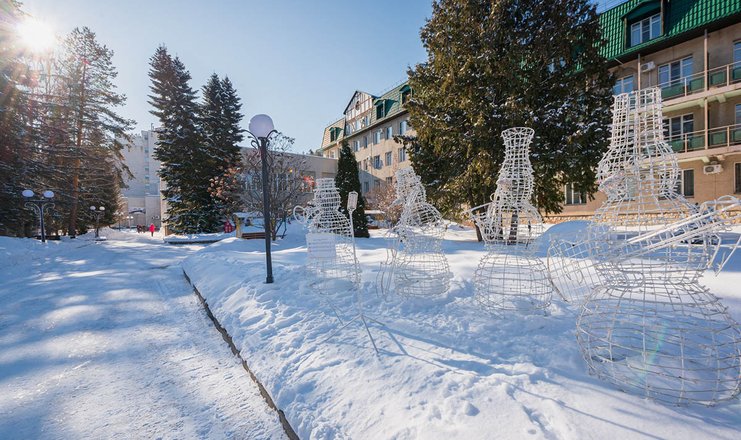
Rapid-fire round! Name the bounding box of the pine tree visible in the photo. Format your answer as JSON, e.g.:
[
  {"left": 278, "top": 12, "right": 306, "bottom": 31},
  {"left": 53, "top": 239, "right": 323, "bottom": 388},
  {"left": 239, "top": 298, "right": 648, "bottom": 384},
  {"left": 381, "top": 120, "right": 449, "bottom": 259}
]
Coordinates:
[
  {"left": 405, "top": 0, "right": 613, "bottom": 216},
  {"left": 335, "top": 141, "right": 369, "bottom": 238},
  {"left": 148, "top": 46, "right": 206, "bottom": 233}
]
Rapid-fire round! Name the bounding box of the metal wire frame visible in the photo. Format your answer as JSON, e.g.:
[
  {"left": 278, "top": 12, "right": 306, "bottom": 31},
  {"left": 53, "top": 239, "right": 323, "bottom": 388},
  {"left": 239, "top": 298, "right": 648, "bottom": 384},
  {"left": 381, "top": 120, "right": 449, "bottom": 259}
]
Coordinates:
[
  {"left": 293, "top": 178, "right": 359, "bottom": 293},
  {"left": 466, "top": 127, "right": 552, "bottom": 314},
  {"left": 548, "top": 88, "right": 741, "bottom": 406},
  {"left": 377, "top": 168, "right": 452, "bottom": 299}
]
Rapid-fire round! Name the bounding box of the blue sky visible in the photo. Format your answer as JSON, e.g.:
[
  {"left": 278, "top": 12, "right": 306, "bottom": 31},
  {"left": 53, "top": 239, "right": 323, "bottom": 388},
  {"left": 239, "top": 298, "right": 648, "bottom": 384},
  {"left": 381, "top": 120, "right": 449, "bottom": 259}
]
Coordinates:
[{"left": 21, "top": 0, "right": 433, "bottom": 152}]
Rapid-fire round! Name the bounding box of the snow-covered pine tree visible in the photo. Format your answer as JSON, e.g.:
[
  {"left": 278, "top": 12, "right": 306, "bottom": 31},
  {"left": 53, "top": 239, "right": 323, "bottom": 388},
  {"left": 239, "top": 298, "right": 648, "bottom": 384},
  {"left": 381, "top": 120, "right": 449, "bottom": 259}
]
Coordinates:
[
  {"left": 0, "top": 1, "right": 32, "bottom": 236},
  {"left": 335, "top": 141, "right": 369, "bottom": 238},
  {"left": 405, "top": 0, "right": 613, "bottom": 216},
  {"left": 148, "top": 46, "right": 205, "bottom": 234}
]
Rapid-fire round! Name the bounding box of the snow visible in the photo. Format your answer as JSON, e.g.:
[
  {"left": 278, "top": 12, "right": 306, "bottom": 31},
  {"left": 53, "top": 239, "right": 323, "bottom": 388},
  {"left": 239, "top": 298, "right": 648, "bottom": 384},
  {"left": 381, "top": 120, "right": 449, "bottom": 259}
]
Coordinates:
[
  {"left": 0, "top": 229, "right": 285, "bottom": 439},
  {"left": 182, "top": 222, "right": 741, "bottom": 440}
]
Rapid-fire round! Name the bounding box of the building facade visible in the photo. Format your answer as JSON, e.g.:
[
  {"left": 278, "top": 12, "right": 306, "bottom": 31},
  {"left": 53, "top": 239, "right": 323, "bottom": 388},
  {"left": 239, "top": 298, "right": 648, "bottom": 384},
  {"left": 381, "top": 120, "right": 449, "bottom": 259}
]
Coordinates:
[
  {"left": 119, "top": 129, "right": 163, "bottom": 228},
  {"left": 319, "top": 83, "right": 414, "bottom": 196},
  {"left": 557, "top": 0, "right": 741, "bottom": 220}
]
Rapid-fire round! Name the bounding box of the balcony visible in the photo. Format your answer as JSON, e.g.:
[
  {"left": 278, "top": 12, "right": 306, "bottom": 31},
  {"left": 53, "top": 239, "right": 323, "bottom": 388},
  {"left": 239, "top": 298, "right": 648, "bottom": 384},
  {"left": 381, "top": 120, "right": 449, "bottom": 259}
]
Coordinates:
[
  {"left": 658, "top": 61, "right": 741, "bottom": 102},
  {"left": 668, "top": 124, "right": 741, "bottom": 154}
]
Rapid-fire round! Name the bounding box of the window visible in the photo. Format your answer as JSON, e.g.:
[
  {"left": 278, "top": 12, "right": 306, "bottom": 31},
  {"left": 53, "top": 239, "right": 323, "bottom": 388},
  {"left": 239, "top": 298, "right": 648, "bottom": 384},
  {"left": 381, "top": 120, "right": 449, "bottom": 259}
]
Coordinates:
[
  {"left": 386, "top": 177, "right": 393, "bottom": 185},
  {"left": 353, "top": 140, "right": 360, "bottom": 152},
  {"left": 659, "top": 57, "right": 693, "bottom": 88},
  {"left": 374, "top": 180, "right": 381, "bottom": 189},
  {"left": 398, "top": 148, "right": 407, "bottom": 162},
  {"left": 564, "top": 183, "right": 586, "bottom": 205},
  {"left": 386, "top": 126, "right": 393, "bottom": 140},
  {"left": 400, "top": 119, "right": 408, "bottom": 135},
  {"left": 345, "top": 123, "right": 352, "bottom": 135},
  {"left": 736, "top": 104, "right": 741, "bottom": 125},
  {"left": 385, "top": 151, "right": 392, "bottom": 166},
  {"left": 329, "top": 127, "right": 341, "bottom": 142},
  {"left": 613, "top": 75, "right": 634, "bottom": 95},
  {"left": 675, "top": 169, "right": 694, "bottom": 197},
  {"left": 363, "top": 159, "right": 368, "bottom": 171},
  {"left": 363, "top": 181, "right": 369, "bottom": 193},
  {"left": 401, "top": 89, "right": 411, "bottom": 105},
  {"left": 363, "top": 136, "right": 368, "bottom": 148},
  {"left": 663, "top": 114, "right": 694, "bottom": 142},
  {"left": 734, "top": 41, "right": 741, "bottom": 64},
  {"left": 373, "top": 130, "right": 382, "bottom": 144},
  {"left": 373, "top": 155, "right": 382, "bottom": 169},
  {"left": 375, "top": 101, "right": 386, "bottom": 119},
  {"left": 630, "top": 13, "right": 660, "bottom": 47},
  {"left": 735, "top": 163, "right": 741, "bottom": 193}
]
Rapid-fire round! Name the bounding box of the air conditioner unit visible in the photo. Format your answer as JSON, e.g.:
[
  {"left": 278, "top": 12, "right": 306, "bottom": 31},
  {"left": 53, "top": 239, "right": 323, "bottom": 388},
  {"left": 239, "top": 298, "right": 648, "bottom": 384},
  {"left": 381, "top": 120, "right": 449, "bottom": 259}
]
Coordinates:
[
  {"left": 640, "top": 61, "right": 656, "bottom": 72},
  {"left": 703, "top": 164, "right": 723, "bottom": 175}
]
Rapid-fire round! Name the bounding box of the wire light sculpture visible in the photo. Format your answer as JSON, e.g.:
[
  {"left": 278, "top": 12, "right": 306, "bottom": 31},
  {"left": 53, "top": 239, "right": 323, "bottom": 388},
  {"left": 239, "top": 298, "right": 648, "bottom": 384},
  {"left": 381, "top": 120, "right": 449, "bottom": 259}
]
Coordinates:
[
  {"left": 378, "top": 168, "right": 451, "bottom": 298},
  {"left": 294, "top": 178, "right": 359, "bottom": 293},
  {"left": 466, "top": 127, "right": 551, "bottom": 313},
  {"left": 556, "top": 88, "right": 741, "bottom": 405}
]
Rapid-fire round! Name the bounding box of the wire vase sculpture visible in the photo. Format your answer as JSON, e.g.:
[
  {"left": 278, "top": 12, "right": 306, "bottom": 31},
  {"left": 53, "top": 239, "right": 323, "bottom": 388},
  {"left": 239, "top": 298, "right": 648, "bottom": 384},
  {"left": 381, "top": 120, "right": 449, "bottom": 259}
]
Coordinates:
[
  {"left": 562, "top": 88, "right": 741, "bottom": 406},
  {"left": 378, "top": 168, "right": 451, "bottom": 298},
  {"left": 467, "top": 127, "right": 551, "bottom": 313},
  {"left": 293, "top": 178, "right": 359, "bottom": 294}
]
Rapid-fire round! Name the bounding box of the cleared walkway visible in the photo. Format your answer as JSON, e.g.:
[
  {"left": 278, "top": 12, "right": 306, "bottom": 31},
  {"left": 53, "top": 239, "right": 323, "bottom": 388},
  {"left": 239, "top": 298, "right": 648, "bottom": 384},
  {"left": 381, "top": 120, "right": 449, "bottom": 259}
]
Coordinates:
[{"left": 0, "top": 232, "right": 285, "bottom": 439}]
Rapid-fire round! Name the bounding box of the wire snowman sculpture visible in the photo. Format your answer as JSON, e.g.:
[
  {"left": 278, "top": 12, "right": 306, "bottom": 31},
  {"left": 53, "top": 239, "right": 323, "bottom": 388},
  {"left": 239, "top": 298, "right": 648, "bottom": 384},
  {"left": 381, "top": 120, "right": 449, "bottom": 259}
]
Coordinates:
[
  {"left": 293, "top": 178, "right": 359, "bottom": 294},
  {"left": 466, "top": 127, "right": 551, "bottom": 313},
  {"left": 378, "top": 168, "right": 452, "bottom": 298},
  {"left": 549, "top": 88, "right": 741, "bottom": 405}
]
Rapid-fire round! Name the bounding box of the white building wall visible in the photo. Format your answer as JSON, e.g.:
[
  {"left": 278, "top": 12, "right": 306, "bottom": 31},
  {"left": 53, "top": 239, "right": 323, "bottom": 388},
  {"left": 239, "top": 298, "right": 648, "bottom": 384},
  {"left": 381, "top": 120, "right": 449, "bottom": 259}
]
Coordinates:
[{"left": 119, "top": 129, "right": 163, "bottom": 228}]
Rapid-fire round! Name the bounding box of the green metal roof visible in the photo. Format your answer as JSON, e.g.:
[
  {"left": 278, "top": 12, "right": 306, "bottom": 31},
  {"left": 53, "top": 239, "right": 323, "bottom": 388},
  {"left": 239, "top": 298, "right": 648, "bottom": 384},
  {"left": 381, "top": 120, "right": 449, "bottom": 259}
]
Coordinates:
[{"left": 600, "top": 0, "right": 741, "bottom": 61}]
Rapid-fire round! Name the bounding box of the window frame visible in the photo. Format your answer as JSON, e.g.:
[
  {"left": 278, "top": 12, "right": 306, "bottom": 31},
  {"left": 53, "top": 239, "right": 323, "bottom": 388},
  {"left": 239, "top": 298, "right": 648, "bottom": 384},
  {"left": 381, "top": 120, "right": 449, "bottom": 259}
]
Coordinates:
[
  {"left": 675, "top": 168, "right": 695, "bottom": 198},
  {"left": 385, "top": 151, "right": 392, "bottom": 167},
  {"left": 658, "top": 56, "right": 693, "bottom": 88},
  {"left": 735, "top": 162, "right": 741, "bottom": 194},
  {"left": 630, "top": 13, "right": 661, "bottom": 47},
  {"left": 398, "top": 147, "right": 407, "bottom": 163},
  {"left": 613, "top": 75, "right": 634, "bottom": 95},
  {"left": 564, "top": 183, "right": 586, "bottom": 205}
]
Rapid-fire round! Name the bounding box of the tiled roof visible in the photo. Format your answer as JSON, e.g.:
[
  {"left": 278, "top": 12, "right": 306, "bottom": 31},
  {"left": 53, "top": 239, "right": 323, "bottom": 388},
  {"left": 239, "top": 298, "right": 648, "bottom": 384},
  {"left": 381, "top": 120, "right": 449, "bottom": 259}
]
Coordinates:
[{"left": 599, "top": 0, "right": 741, "bottom": 61}]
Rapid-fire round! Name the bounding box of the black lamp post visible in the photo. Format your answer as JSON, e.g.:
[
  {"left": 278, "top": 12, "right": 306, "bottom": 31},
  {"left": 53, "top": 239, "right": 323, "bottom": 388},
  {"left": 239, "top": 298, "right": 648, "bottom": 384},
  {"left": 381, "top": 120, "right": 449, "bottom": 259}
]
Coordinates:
[
  {"left": 247, "top": 114, "right": 277, "bottom": 284},
  {"left": 22, "top": 189, "right": 54, "bottom": 243},
  {"left": 90, "top": 205, "right": 105, "bottom": 238}
]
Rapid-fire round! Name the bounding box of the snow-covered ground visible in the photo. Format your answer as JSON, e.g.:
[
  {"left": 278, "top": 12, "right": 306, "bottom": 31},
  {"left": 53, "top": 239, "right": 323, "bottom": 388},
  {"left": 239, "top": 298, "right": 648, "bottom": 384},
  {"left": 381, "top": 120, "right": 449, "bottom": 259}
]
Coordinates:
[
  {"left": 183, "top": 222, "right": 741, "bottom": 440},
  {"left": 0, "top": 230, "right": 285, "bottom": 439}
]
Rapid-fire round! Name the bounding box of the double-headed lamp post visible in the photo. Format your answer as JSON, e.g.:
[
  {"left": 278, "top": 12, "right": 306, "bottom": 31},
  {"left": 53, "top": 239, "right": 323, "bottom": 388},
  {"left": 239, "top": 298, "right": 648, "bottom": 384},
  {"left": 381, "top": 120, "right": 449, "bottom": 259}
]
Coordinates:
[
  {"left": 22, "top": 189, "right": 54, "bottom": 243},
  {"left": 90, "top": 205, "right": 105, "bottom": 238},
  {"left": 247, "top": 114, "right": 277, "bottom": 284}
]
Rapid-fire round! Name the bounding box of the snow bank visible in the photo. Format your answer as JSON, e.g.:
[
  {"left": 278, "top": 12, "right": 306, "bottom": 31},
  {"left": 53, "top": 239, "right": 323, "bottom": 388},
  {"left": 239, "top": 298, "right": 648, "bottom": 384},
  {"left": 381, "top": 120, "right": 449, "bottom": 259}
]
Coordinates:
[{"left": 182, "top": 222, "right": 741, "bottom": 440}]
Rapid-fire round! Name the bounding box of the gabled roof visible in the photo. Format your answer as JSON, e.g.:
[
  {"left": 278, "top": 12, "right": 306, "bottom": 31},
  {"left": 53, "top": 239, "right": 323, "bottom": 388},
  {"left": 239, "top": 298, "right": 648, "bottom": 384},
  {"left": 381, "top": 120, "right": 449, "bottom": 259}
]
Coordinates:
[{"left": 342, "top": 90, "right": 376, "bottom": 115}]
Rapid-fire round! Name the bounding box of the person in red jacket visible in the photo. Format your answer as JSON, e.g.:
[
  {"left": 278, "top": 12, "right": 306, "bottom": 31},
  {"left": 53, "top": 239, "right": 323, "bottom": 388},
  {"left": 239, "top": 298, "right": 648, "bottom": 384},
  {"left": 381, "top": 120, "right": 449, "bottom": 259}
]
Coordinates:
[{"left": 149, "top": 223, "right": 155, "bottom": 237}]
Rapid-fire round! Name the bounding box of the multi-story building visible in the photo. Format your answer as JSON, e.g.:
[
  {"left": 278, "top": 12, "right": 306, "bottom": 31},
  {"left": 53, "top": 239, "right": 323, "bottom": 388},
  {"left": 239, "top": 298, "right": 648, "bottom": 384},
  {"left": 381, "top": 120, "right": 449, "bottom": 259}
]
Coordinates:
[
  {"left": 558, "top": 0, "right": 741, "bottom": 220},
  {"left": 319, "top": 83, "right": 414, "bottom": 196},
  {"left": 120, "top": 129, "right": 163, "bottom": 228}
]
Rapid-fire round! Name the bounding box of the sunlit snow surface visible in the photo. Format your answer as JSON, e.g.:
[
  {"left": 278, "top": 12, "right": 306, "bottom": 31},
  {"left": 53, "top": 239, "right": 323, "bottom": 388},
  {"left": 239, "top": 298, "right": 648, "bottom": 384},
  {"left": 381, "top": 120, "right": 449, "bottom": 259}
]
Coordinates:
[
  {"left": 0, "top": 230, "right": 284, "bottom": 439},
  {"left": 184, "top": 222, "right": 741, "bottom": 440}
]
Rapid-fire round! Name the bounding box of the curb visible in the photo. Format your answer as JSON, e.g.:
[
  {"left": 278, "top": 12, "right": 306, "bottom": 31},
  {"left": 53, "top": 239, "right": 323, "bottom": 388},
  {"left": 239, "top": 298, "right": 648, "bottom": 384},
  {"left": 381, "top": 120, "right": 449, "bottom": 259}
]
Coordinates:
[{"left": 182, "top": 270, "right": 300, "bottom": 440}]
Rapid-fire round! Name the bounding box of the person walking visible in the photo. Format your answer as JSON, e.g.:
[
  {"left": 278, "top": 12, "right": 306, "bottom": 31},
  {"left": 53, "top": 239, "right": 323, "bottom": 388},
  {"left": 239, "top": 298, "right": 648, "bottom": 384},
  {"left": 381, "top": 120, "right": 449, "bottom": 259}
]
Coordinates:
[{"left": 149, "top": 223, "right": 155, "bottom": 237}]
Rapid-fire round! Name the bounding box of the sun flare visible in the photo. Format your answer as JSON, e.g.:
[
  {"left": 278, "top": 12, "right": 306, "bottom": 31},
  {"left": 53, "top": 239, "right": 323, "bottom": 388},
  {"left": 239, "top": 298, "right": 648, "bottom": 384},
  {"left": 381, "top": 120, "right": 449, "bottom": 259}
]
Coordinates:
[{"left": 16, "top": 17, "right": 56, "bottom": 53}]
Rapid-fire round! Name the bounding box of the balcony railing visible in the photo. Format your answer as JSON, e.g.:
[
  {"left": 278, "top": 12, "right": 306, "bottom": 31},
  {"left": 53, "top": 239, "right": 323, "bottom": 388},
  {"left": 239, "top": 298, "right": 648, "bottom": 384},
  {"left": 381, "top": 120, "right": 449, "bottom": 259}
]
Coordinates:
[
  {"left": 667, "top": 123, "right": 741, "bottom": 154},
  {"left": 657, "top": 61, "right": 741, "bottom": 101}
]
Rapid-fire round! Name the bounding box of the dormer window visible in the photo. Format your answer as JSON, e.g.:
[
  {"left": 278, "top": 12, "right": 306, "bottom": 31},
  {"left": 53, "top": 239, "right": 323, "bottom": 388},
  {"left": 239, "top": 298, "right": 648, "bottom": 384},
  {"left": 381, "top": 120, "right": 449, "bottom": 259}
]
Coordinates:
[
  {"left": 329, "top": 127, "right": 342, "bottom": 142},
  {"left": 375, "top": 100, "right": 387, "bottom": 119},
  {"left": 630, "top": 13, "right": 660, "bottom": 47},
  {"left": 400, "top": 85, "right": 412, "bottom": 105}
]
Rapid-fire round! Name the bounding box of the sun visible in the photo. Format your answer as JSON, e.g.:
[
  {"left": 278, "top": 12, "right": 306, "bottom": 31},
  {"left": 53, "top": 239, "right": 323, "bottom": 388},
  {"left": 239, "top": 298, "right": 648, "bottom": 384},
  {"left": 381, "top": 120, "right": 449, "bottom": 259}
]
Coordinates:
[{"left": 16, "top": 17, "right": 56, "bottom": 53}]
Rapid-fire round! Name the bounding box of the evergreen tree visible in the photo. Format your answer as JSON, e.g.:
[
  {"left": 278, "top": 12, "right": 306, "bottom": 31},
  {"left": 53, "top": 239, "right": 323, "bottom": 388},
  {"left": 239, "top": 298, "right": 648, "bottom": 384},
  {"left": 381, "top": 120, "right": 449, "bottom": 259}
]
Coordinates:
[
  {"left": 335, "top": 141, "right": 369, "bottom": 238},
  {"left": 405, "top": 0, "right": 613, "bottom": 217},
  {"left": 201, "top": 74, "right": 244, "bottom": 221},
  {"left": 148, "top": 46, "right": 206, "bottom": 233}
]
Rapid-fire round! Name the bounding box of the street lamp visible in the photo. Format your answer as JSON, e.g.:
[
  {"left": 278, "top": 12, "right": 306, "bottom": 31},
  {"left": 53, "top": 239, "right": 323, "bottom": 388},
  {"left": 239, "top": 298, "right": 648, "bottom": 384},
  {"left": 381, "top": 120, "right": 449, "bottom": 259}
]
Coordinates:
[
  {"left": 247, "top": 114, "right": 277, "bottom": 284},
  {"left": 126, "top": 215, "right": 133, "bottom": 229},
  {"left": 90, "top": 205, "right": 105, "bottom": 238},
  {"left": 22, "top": 189, "right": 54, "bottom": 243}
]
